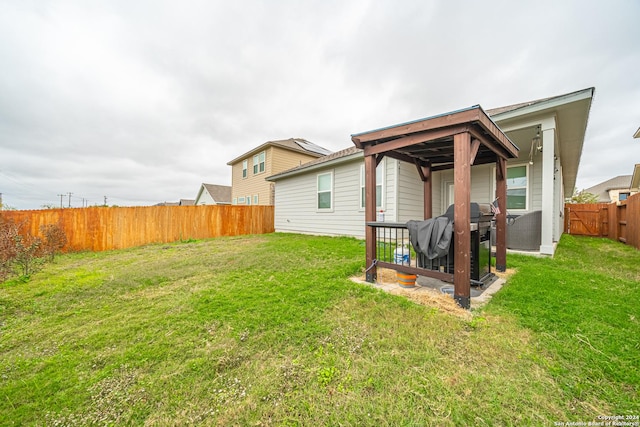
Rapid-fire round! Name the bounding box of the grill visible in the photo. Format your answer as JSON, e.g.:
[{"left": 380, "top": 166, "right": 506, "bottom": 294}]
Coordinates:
[{"left": 420, "top": 203, "right": 494, "bottom": 285}]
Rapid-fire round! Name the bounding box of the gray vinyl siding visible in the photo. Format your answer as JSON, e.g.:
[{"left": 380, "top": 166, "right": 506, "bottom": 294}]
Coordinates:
[
  {"left": 273, "top": 155, "right": 548, "bottom": 237},
  {"left": 396, "top": 161, "right": 424, "bottom": 222},
  {"left": 273, "top": 158, "right": 398, "bottom": 238},
  {"left": 527, "top": 160, "right": 543, "bottom": 211},
  {"left": 274, "top": 158, "right": 365, "bottom": 237}
]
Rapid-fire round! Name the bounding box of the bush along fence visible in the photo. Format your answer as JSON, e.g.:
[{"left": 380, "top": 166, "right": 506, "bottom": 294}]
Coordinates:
[
  {"left": 0, "top": 205, "right": 275, "bottom": 253},
  {"left": 564, "top": 191, "right": 640, "bottom": 250},
  {"left": 0, "top": 221, "right": 67, "bottom": 281}
]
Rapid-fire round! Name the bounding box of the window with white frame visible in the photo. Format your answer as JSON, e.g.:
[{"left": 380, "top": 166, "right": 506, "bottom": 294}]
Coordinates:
[
  {"left": 317, "top": 171, "right": 333, "bottom": 210},
  {"left": 242, "top": 160, "right": 248, "bottom": 178},
  {"left": 253, "top": 151, "right": 265, "bottom": 174},
  {"left": 253, "top": 195, "right": 259, "bottom": 205},
  {"left": 359, "top": 161, "right": 384, "bottom": 209},
  {"left": 233, "top": 197, "right": 237, "bottom": 205},
  {"left": 506, "top": 165, "right": 528, "bottom": 210},
  {"left": 238, "top": 196, "right": 245, "bottom": 204},
  {"left": 246, "top": 195, "right": 251, "bottom": 205}
]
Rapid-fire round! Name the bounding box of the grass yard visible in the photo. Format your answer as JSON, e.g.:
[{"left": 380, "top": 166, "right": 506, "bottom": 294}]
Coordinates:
[{"left": 0, "top": 233, "right": 638, "bottom": 425}]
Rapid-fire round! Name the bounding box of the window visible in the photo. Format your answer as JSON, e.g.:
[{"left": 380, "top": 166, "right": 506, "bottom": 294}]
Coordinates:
[
  {"left": 246, "top": 195, "right": 251, "bottom": 205},
  {"left": 253, "top": 151, "right": 265, "bottom": 174},
  {"left": 506, "top": 165, "right": 528, "bottom": 210},
  {"left": 233, "top": 197, "right": 237, "bottom": 205},
  {"left": 619, "top": 192, "right": 629, "bottom": 201},
  {"left": 317, "top": 172, "right": 333, "bottom": 210},
  {"left": 253, "top": 195, "right": 259, "bottom": 204},
  {"left": 360, "top": 162, "right": 384, "bottom": 209},
  {"left": 238, "top": 196, "right": 245, "bottom": 204},
  {"left": 242, "top": 160, "right": 248, "bottom": 178}
]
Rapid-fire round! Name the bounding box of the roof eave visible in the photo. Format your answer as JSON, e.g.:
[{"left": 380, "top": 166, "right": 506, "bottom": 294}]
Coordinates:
[
  {"left": 492, "top": 88, "right": 595, "bottom": 197},
  {"left": 490, "top": 88, "right": 595, "bottom": 122}
]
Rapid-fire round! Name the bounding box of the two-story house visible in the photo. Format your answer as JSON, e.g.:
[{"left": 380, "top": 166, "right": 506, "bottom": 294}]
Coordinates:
[{"left": 227, "top": 138, "right": 331, "bottom": 205}]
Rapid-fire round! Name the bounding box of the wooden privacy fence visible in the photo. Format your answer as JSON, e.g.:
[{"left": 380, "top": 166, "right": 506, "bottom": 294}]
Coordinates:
[
  {"left": 565, "top": 192, "right": 640, "bottom": 250},
  {"left": 0, "top": 205, "right": 274, "bottom": 252}
]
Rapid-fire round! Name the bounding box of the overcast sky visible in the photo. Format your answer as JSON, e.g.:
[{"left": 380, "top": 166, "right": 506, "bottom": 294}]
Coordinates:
[{"left": 1, "top": 0, "right": 639, "bottom": 209}]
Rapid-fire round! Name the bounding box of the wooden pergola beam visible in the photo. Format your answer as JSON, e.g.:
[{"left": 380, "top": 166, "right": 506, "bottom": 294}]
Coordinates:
[
  {"left": 364, "top": 154, "right": 378, "bottom": 282},
  {"left": 453, "top": 132, "right": 472, "bottom": 309},
  {"left": 354, "top": 105, "right": 518, "bottom": 310},
  {"left": 361, "top": 125, "right": 470, "bottom": 156}
]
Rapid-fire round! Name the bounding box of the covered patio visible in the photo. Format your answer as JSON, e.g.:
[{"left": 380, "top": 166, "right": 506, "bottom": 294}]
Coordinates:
[{"left": 352, "top": 106, "right": 519, "bottom": 309}]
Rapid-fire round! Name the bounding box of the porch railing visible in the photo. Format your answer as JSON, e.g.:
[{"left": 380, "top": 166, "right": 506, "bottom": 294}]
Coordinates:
[{"left": 367, "top": 222, "right": 454, "bottom": 283}]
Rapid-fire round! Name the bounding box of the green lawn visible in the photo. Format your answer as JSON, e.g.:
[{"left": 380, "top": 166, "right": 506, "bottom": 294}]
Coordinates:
[{"left": 0, "top": 233, "right": 638, "bottom": 425}]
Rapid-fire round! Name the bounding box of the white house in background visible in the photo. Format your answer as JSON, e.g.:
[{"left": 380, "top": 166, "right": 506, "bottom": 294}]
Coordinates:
[
  {"left": 266, "top": 88, "right": 595, "bottom": 255},
  {"left": 194, "top": 183, "right": 232, "bottom": 205}
]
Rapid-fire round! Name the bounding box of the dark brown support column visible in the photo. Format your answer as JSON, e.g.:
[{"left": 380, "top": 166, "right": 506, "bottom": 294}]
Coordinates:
[
  {"left": 453, "top": 132, "right": 471, "bottom": 309},
  {"left": 423, "top": 163, "right": 432, "bottom": 220},
  {"left": 364, "top": 154, "right": 377, "bottom": 282},
  {"left": 495, "top": 157, "right": 507, "bottom": 272}
]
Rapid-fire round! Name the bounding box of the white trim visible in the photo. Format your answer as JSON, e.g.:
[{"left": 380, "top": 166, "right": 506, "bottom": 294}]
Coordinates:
[
  {"left": 491, "top": 88, "right": 594, "bottom": 123},
  {"left": 491, "top": 163, "right": 531, "bottom": 213},
  {"left": 242, "top": 160, "right": 248, "bottom": 179},
  {"left": 359, "top": 159, "right": 385, "bottom": 211},
  {"left": 253, "top": 151, "right": 266, "bottom": 175},
  {"left": 316, "top": 171, "right": 334, "bottom": 212}
]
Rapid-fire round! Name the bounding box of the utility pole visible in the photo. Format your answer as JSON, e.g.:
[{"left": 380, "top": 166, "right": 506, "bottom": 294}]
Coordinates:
[
  {"left": 104, "top": 196, "right": 107, "bottom": 206},
  {"left": 67, "top": 192, "right": 73, "bottom": 208},
  {"left": 57, "top": 194, "right": 65, "bottom": 208}
]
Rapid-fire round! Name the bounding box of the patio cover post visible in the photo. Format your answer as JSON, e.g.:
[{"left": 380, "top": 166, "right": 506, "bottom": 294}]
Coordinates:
[
  {"left": 453, "top": 132, "right": 471, "bottom": 309},
  {"left": 495, "top": 157, "right": 507, "bottom": 271},
  {"left": 422, "top": 163, "right": 433, "bottom": 219},
  {"left": 364, "top": 153, "right": 377, "bottom": 282}
]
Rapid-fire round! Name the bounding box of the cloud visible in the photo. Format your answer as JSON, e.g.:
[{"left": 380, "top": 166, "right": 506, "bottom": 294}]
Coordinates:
[{"left": 1, "top": 0, "right": 639, "bottom": 209}]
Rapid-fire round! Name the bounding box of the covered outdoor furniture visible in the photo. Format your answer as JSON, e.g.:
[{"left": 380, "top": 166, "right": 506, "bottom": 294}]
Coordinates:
[{"left": 506, "top": 210, "right": 542, "bottom": 251}]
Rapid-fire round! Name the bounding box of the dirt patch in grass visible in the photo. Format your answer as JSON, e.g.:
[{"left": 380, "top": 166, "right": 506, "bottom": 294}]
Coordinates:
[
  {"left": 389, "top": 287, "right": 472, "bottom": 320},
  {"left": 356, "top": 268, "right": 471, "bottom": 319}
]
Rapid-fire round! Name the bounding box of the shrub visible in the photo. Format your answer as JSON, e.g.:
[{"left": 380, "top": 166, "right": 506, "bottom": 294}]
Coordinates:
[
  {"left": 0, "top": 219, "right": 18, "bottom": 281},
  {"left": 13, "top": 232, "right": 43, "bottom": 277},
  {"left": 0, "top": 219, "right": 68, "bottom": 282},
  {"left": 40, "top": 223, "right": 67, "bottom": 261}
]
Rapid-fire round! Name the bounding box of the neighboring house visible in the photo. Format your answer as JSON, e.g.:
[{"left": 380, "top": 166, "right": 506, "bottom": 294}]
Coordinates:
[
  {"left": 179, "top": 199, "right": 195, "bottom": 206},
  {"left": 267, "top": 88, "right": 595, "bottom": 255},
  {"left": 584, "top": 176, "right": 635, "bottom": 203},
  {"left": 631, "top": 164, "right": 640, "bottom": 192},
  {"left": 194, "top": 183, "right": 232, "bottom": 205},
  {"left": 227, "top": 138, "right": 331, "bottom": 205}
]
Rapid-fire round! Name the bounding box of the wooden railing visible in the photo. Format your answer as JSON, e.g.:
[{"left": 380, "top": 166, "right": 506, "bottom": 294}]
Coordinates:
[{"left": 0, "top": 205, "right": 274, "bottom": 252}]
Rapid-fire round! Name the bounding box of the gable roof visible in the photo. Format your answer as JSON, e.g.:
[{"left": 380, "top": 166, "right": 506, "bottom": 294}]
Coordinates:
[
  {"left": 195, "top": 183, "right": 232, "bottom": 204},
  {"left": 488, "top": 88, "right": 594, "bottom": 196},
  {"left": 267, "top": 88, "right": 594, "bottom": 193},
  {"left": 584, "top": 175, "right": 632, "bottom": 202},
  {"left": 227, "top": 138, "right": 332, "bottom": 165}
]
